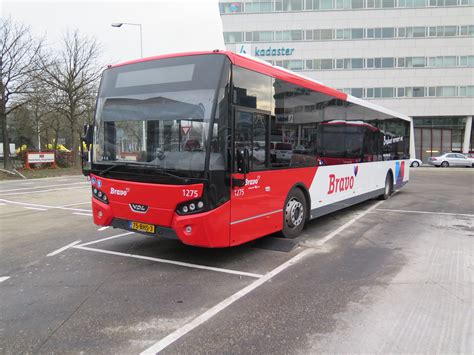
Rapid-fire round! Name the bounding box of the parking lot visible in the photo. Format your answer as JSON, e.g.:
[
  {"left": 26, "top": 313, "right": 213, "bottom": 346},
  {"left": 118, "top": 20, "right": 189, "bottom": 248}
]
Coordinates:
[{"left": 0, "top": 168, "right": 472, "bottom": 354}]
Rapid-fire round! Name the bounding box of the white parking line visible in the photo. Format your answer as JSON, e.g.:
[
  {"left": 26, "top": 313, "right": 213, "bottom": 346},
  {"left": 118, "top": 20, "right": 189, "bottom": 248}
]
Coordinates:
[
  {"left": 72, "top": 212, "right": 93, "bottom": 217},
  {"left": 0, "top": 199, "right": 92, "bottom": 213},
  {"left": 1, "top": 185, "right": 88, "bottom": 196},
  {"left": 374, "top": 208, "right": 474, "bottom": 218},
  {"left": 74, "top": 246, "right": 264, "bottom": 279},
  {"left": 0, "top": 276, "right": 10, "bottom": 283},
  {"left": 0, "top": 181, "right": 88, "bottom": 193},
  {"left": 140, "top": 200, "right": 385, "bottom": 354},
  {"left": 77, "top": 232, "right": 134, "bottom": 247},
  {"left": 47, "top": 240, "right": 82, "bottom": 257},
  {"left": 24, "top": 207, "right": 48, "bottom": 211},
  {"left": 60, "top": 202, "right": 91, "bottom": 208},
  {"left": 97, "top": 226, "right": 109, "bottom": 231}
]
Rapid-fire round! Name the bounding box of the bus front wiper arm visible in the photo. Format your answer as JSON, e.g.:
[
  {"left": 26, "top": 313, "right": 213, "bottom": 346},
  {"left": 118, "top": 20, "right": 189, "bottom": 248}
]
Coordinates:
[
  {"left": 98, "top": 162, "right": 135, "bottom": 176},
  {"left": 154, "top": 169, "right": 190, "bottom": 183}
]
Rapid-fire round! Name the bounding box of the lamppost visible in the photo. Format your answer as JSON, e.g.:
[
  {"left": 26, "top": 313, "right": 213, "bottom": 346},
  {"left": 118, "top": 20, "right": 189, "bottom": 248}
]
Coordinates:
[
  {"left": 111, "top": 22, "right": 143, "bottom": 58},
  {"left": 111, "top": 22, "right": 146, "bottom": 151}
]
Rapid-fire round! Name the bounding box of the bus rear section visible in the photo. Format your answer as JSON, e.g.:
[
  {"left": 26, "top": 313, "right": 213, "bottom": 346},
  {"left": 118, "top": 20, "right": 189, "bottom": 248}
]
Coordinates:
[{"left": 84, "top": 51, "right": 411, "bottom": 248}]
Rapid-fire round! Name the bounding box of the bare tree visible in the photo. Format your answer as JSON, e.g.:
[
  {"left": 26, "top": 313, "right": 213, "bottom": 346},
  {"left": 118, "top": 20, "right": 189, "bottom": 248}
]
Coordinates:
[
  {"left": 0, "top": 18, "right": 43, "bottom": 169},
  {"left": 40, "top": 30, "right": 102, "bottom": 165}
]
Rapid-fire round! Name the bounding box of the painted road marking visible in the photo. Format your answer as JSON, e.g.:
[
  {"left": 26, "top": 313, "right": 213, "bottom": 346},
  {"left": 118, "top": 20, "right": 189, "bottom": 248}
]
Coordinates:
[
  {"left": 0, "top": 181, "right": 88, "bottom": 193},
  {"left": 1, "top": 185, "right": 88, "bottom": 196},
  {"left": 374, "top": 208, "right": 474, "bottom": 218},
  {"left": 74, "top": 246, "right": 264, "bottom": 279},
  {"left": 140, "top": 200, "right": 385, "bottom": 354},
  {"left": 72, "top": 212, "right": 93, "bottom": 217},
  {"left": 60, "top": 202, "right": 91, "bottom": 207},
  {"left": 97, "top": 226, "right": 109, "bottom": 231},
  {"left": 47, "top": 240, "right": 82, "bottom": 257},
  {"left": 24, "top": 207, "right": 48, "bottom": 211},
  {"left": 0, "top": 276, "right": 10, "bottom": 283},
  {"left": 0, "top": 199, "right": 91, "bottom": 213},
  {"left": 77, "top": 232, "right": 134, "bottom": 247}
]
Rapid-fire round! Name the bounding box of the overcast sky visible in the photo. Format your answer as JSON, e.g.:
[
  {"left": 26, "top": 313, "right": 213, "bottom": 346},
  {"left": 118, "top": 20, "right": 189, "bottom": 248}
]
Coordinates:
[{"left": 2, "top": 0, "right": 225, "bottom": 66}]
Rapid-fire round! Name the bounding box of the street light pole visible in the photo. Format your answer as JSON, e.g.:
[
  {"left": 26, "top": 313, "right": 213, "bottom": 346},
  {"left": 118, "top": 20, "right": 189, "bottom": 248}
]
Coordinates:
[
  {"left": 111, "top": 22, "right": 143, "bottom": 58},
  {"left": 111, "top": 22, "right": 146, "bottom": 151}
]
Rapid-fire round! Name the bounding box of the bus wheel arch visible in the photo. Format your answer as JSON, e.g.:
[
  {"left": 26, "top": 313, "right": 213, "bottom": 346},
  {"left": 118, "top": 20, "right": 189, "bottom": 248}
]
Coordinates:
[
  {"left": 280, "top": 184, "right": 309, "bottom": 239},
  {"left": 379, "top": 170, "right": 394, "bottom": 200}
]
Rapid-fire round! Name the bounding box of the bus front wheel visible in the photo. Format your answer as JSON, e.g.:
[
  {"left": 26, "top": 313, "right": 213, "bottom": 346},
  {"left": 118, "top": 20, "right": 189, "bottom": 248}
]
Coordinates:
[{"left": 280, "top": 188, "right": 307, "bottom": 239}]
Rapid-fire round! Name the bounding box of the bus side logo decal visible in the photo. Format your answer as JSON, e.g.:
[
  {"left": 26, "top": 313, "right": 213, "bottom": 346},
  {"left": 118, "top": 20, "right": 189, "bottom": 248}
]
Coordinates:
[{"left": 327, "top": 167, "right": 357, "bottom": 195}]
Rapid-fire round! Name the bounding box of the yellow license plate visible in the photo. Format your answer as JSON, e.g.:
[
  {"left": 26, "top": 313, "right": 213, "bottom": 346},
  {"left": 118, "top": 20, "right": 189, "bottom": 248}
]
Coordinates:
[{"left": 129, "top": 221, "right": 155, "bottom": 234}]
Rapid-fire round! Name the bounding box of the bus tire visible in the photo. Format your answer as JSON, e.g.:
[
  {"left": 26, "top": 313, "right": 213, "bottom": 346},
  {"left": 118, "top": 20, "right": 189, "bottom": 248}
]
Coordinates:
[
  {"left": 379, "top": 173, "right": 393, "bottom": 200},
  {"left": 280, "top": 188, "right": 307, "bottom": 239}
]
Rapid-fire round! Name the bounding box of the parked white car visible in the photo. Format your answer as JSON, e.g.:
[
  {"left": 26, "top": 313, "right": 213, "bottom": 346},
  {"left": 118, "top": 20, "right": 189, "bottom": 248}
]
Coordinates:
[
  {"left": 428, "top": 153, "right": 473, "bottom": 168},
  {"left": 410, "top": 158, "right": 423, "bottom": 167}
]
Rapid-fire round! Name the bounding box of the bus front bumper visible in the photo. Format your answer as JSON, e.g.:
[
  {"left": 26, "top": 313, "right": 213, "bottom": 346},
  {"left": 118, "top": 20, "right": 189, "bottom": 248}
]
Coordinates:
[{"left": 92, "top": 198, "right": 231, "bottom": 248}]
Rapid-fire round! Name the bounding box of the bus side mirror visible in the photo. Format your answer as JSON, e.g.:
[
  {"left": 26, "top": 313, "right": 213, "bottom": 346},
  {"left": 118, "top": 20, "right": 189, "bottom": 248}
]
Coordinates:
[
  {"left": 82, "top": 124, "right": 94, "bottom": 146},
  {"left": 236, "top": 148, "right": 250, "bottom": 175},
  {"left": 81, "top": 124, "right": 94, "bottom": 176}
]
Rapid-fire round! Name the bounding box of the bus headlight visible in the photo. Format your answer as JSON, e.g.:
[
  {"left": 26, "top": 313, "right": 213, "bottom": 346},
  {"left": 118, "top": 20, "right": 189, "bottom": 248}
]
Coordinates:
[
  {"left": 176, "top": 199, "right": 206, "bottom": 215},
  {"left": 92, "top": 187, "right": 109, "bottom": 204}
]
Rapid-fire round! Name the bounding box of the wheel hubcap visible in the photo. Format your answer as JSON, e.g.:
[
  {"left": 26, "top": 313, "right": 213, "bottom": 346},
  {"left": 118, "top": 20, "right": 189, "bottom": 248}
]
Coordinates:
[{"left": 285, "top": 198, "right": 304, "bottom": 229}]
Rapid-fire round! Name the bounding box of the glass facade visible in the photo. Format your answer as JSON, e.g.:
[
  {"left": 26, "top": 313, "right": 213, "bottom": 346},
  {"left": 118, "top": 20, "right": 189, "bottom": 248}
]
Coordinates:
[
  {"left": 270, "top": 56, "right": 474, "bottom": 71},
  {"left": 224, "top": 25, "right": 474, "bottom": 43},
  {"left": 337, "top": 86, "right": 474, "bottom": 98},
  {"left": 219, "top": 0, "right": 474, "bottom": 13},
  {"left": 413, "top": 117, "right": 469, "bottom": 161}
]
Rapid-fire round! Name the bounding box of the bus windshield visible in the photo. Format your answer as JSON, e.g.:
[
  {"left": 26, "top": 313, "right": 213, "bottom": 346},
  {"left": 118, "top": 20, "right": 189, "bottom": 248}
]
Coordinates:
[{"left": 93, "top": 54, "right": 228, "bottom": 173}]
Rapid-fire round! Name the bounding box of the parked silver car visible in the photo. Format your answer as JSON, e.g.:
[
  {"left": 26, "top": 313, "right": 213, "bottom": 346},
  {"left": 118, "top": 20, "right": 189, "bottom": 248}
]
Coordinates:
[
  {"left": 410, "top": 158, "right": 423, "bottom": 167},
  {"left": 428, "top": 153, "right": 473, "bottom": 167}
]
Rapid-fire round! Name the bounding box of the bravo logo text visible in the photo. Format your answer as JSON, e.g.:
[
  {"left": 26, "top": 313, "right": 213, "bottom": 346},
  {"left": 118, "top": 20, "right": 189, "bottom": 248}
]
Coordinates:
[
  {"left": 327, "top": 174, "right": 355, "bottom": 194},
  {"left": 110, "top": 187, "right": 129, "bottom": 196}
]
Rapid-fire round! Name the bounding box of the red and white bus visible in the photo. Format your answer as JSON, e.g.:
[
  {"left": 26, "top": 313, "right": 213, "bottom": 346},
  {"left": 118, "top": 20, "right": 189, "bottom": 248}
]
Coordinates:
[{"left": 82, "top": 50, "right": 412, "bottom": 247}]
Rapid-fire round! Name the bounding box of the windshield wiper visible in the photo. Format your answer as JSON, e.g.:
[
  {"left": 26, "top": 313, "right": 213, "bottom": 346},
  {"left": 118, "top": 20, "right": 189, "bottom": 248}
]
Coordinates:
[
  {"left": 98, "top": 163, "right": 127, "bottom": 176},
  {"left": 154, "top": 168, "right": 190, "bottom": 183}
]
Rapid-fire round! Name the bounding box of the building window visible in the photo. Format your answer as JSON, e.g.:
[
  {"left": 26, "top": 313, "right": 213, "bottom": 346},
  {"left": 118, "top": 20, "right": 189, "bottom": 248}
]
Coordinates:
[
  {"left": 382, "top": 87, "right": 394, "bottom": 97},
  {"left": 412, "top": 27, "right": 426, "bottom": 37},
  {"left": 321, "top": 29, "right": 334, "bottom": 40},
  {"left": 283, "top": 0, "right": 304, "bottom": 10},
  {"left": 352, "top": 0, "right": 364, "bottom": 7},
  {"left": 320, "top": 0, "right": 334, "bottom": 9},
  {"left": 413, "top": 87, "right": 425, "bottom": 97},
  {"left": 245, "top": 0, "right": 273, "bottom": 12},
  {"left": 382, "top": 27, "right": 395, "bottom": 38},
  {"left": 381, "top": 57, "right": 395, "bottom": 68},
  {"left": 224, "top": 32, "right": 242, "bottom": 43},
  {"left": 351, "top": 88, "right": 364, "bottom": 97},
  {"left": 351, "top": 58, "right": 364, "bottom": 68},
  {"left": 219, "top": 2, "right": 243, "bottom": 13},
  {"left": 444, "top": 26, "right": 457, "bottom": 36},
  {"left": 253, "top": 31, "right": 274, "bottom": 41},
  {"left": 351, "top": 28, "right": 364, "bottom": 39},
  {"left": 321, "top": 59, "right": 334, "bottom": 69}
]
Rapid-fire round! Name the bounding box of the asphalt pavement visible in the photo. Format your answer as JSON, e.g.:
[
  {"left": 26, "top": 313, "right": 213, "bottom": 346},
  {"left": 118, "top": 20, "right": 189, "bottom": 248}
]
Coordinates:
[{"left": 0, "top": 168, "right": 472, "bottom": 354}]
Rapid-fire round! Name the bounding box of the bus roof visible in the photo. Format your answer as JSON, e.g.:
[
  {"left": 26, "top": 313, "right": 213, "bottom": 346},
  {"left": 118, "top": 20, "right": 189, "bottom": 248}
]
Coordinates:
[{"left": 109, "top": 50, "right": 412, "bottom": 123}]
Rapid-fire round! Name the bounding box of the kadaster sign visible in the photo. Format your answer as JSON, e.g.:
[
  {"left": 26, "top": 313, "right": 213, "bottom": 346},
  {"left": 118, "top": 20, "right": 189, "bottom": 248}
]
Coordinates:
[{"left": 237, "top": 44, "right": 295, "bottom": 57}]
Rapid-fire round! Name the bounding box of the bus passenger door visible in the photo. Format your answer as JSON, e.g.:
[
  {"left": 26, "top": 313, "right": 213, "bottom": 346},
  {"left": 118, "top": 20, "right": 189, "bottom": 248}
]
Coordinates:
[{"left": 230, "top": 110, "right": 278, "bottom": 246}]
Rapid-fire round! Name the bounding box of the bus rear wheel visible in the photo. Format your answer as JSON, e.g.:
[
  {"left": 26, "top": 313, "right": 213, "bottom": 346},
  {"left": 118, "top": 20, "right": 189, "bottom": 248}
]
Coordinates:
[
  {"left": 379, "top": 173, "right": 393, "bottom": 200},
  {"left": 280, "top": 188, "right": 307, "bottom": 239}
]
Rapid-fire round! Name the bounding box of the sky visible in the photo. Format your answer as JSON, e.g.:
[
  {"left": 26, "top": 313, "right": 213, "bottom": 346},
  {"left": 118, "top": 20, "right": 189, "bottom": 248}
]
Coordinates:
[{"left": 1, "top": 0, "right": 226, "bottom": 66}]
